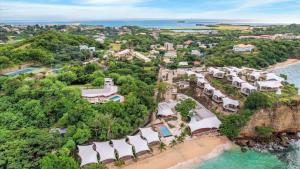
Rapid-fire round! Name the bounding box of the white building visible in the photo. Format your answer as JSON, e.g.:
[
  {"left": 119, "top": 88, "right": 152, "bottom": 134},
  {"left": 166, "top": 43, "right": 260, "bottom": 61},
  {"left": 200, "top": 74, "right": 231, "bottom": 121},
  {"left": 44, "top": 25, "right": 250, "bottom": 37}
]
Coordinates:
[
  {"left": 164, "top": 42, "right": 174, "bottom": 51},
  {"left": 255, "top": 81, "right": 283, "bottom": 92},
  {"left": 222, "top": 97, "right": 239, "bottom": 112},
  {"left": 233, "top": 44, "right": 255, "bottom": 52},
  {"left": 241, "top": 83, "right": 257, "bottom": 96},
  {"left": 79, "top": 45, "right": 96, "bottom": 52}
]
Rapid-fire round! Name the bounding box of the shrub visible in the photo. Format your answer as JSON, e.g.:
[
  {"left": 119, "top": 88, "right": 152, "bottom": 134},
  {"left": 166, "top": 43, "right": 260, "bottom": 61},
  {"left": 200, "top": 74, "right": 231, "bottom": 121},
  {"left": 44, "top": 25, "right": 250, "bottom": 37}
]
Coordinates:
[
  {"left": 244, "top": 92, "right": 273, "bottom": 110},
  {"left": 255, "top": 126, "right": 273, "bottom": 137}
]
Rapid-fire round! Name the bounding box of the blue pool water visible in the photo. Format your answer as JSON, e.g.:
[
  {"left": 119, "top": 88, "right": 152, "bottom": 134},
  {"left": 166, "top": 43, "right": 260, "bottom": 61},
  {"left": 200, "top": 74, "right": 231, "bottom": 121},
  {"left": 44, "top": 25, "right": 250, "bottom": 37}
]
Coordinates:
[
  {"left": 4, "top": 68, "right": 37, "bottom": 76},
  {"left": 159, "top": 126, "right": 172, "bottom": 137},
  {"left": 109, "top": 95, "right": 121, "bottom": 102}
]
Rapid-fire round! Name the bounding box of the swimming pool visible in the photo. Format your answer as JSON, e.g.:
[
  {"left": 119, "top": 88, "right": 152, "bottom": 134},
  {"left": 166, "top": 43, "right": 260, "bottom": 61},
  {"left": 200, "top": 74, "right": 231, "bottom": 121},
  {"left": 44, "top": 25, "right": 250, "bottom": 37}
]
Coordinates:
[
  {"left": 109, "top": 95, "right": 121, "bottom": 102},
  {"left": 159, "top": 125, "right": 172, "bottom": 137},
  {"left": 4, "top": 68, "right": 37, "bottom": 77}
]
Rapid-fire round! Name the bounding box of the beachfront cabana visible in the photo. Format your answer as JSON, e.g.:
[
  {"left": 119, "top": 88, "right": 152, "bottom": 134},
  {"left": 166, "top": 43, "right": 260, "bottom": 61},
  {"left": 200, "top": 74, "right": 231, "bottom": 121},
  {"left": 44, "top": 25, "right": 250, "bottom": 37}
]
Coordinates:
[
  {"left": 248, "top": 71, "right": 262, "bottom": 82},
  {"left": 94, "top": 142, "right": 116, "bottom": 163},
  {"left": 241, "top": 83, "right": 257, "bottom": 96},
  {"left": 127, "top": 135, "right": 150, "bottom": 156},
  {"left": 212, "top": 90, "right": 226, "bottom": 103},
  {"left": 222, "top": 97, "right": 239, "bottom": 112},
  {"left": 188, "top": 116, "right": 222, "bottom": 135},
  {"left": 112, "top": 139, "right": 134, "bottom": 160},
  {"left": 197, "top": 78, "right": 208, "bottom": 88},
  {"left": 139, "top": 128, "right": 160, "bottom": 145},
  {"left": 255, "top": 81, "right": 283, "bottom": 92},
  {"left": 204, "top": 84, "right": 215, "bottom": 96},
  {"left": 232, "top": 76, "right": 246, "bottom": 88},
  {"left": 157, "top": 101, "right": 176, "bottom": 118},
  {"left": 265, "top": 73, "right": 285, "bottom": 82},
  {"left": 77, "top": 145, "right": 98, "bottom": 167},
  {"left": 226, "top": 72, "right": 237, "bottom": 81}
]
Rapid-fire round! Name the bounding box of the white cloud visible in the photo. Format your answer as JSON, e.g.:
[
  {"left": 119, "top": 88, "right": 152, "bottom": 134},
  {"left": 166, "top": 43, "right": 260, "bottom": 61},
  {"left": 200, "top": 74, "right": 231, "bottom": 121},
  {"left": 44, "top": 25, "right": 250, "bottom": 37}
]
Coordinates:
[
  {"left": 79, "top": 0, "right": 145, "bottom": 5},
  {"left": 0, "top": 1, "right": 300, "bottom": 24}
]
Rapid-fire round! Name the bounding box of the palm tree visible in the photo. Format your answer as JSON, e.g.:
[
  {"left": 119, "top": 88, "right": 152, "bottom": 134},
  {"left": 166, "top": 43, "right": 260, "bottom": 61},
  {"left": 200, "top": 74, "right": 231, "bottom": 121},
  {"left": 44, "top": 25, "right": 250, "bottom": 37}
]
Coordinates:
[
  {"left": 156, "top": 81, "right": 170, "bottom": 101},
  {"left": 170, "top": 139, "right": 177, "bottom": 147},
  {"left": 159, "top": 142, "right": 166, "bottom": 152}
]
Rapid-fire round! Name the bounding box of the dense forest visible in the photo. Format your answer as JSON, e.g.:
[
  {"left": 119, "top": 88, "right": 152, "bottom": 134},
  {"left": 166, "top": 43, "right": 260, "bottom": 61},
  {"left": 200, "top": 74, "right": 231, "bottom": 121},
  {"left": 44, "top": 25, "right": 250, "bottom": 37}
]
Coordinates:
[{"left": 0, "top": 60, "right": 157, "bottom": 168}]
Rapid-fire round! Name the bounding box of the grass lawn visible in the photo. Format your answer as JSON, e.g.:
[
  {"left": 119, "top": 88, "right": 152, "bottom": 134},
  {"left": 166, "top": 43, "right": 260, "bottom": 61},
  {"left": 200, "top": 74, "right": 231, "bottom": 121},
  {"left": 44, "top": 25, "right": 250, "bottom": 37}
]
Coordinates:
[{"left": 111, "top": 43, "right": 121, "bottom": 51}]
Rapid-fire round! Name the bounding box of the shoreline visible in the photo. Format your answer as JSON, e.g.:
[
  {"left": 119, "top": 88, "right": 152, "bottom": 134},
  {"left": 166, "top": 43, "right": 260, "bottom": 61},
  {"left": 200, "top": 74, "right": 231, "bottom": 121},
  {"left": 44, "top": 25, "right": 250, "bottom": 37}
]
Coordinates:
[
  {"left": 267, "top": 58, "right": 300, "bottom": 71},
  {"left": 109, "top": 134, "right": 231, "bottom": 169}
]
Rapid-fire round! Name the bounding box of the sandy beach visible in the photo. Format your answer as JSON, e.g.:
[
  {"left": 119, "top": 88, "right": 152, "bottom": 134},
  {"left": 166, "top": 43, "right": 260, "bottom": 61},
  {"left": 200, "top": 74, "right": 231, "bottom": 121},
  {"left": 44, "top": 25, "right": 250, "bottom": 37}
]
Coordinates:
[
  {"left": 109, "top": 135, "right": 231, "bottom": 169},
  {"left": 267, "top": 58, "right": 300, "bottom": 71}
]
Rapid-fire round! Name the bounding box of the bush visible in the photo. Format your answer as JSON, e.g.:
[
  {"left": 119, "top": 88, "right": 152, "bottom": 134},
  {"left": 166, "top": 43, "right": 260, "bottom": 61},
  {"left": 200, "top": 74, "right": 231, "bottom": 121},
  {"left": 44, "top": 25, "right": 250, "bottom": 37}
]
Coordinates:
[
  {"left": 175, "top": 98, "right": 196, "bottom": 121},
  {"left": 244, "top": 92, "right": 273, "bottom": 110},
  {"left": 255, "top": 126, "right": 273, "bottom": 137}
]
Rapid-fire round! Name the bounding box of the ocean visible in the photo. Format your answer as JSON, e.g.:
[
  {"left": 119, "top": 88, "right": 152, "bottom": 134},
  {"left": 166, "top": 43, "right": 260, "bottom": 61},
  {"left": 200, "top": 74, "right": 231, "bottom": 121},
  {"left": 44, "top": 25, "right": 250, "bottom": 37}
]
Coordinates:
[
  {"left": 196, "top": 140, "right": 300, "bottom": 169},
  {"left": 3, "top": 19, "right": 270, "bottom": 28},
  {"left": 273, "top": 63, "right": 300, "bottom": 94}
]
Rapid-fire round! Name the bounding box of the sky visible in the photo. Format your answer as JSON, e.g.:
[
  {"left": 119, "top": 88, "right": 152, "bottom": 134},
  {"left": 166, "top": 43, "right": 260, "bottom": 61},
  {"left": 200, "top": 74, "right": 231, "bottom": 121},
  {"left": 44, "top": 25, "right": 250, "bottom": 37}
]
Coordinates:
[{"left": 1, "top": 0, "right": 300, "bottom": 23}]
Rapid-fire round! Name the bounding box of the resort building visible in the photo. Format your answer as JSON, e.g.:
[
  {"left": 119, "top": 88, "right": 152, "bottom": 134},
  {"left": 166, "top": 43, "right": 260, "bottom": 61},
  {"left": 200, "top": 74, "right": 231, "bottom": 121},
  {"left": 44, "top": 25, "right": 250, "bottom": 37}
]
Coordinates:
[
  {"left": 176, "top": 45, "right": 184, "bottom": 49},
  {"left": 77, "top": 145, "right": 98, "bottom": 167},
  {"left": 208, "top": 67, "right": 225, "bottom": 79},
  {"left": 232, "top": 76, "right": 246, "bottom": 88},
  {"left": 226, "top": 72, "right": 237, "bottom": 81},
  {"left": 112, "top": 139, "right": 134, "bottom": 160},
  {"left": 204, "top": 84, "right": 215, "bottom": 96},
  {"left": 188, "top": 116, "right": 221, "bottom": 135},
  {"left": 94, "top": 142, "right": 116, "bottom": 163},
  {"left": 79, "top": 45, "right": 96, "bottom": 52},
  {"left": 127, "top": 135, "right": 150, "bottom": 156},
  {"left": 255, "top": 81, "right": 283, "bottom": 92},
  {"left": 197, "top": 78, "right": 208, "bottom": 88},
  {"left": 248, "top": 71, "right": 262, "bottom": 82},
  {"left": 157, "top": 101, "right": 177, "bottom": 118},
  {"left": 222, "top": 97, "right": 240, "bottom": 112},
  {"left": 241, "top": 83, "right": 257, "bottom": 96},
  {"left": 164, "top": 42, "right": 174, "bottom": 51},
  {"left": 233, "top": 44, "right": 255, "bottom": 52},
  {"left": 212, "top": 90, "right": 226, "bottom": 103},
  {"left": 81, "top": 78, "right": 122, "bottom": 103},
  {"left": 265, "top": 73, "right": 285, "bottom": 82},
  {"left": 139, "top": 128, "right": 160, "bottom": 146}
]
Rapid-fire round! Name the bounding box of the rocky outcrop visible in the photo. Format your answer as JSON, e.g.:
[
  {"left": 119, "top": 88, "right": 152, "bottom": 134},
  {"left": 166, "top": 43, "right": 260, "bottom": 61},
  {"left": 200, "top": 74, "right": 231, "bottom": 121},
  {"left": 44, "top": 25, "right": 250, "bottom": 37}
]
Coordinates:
[{"left": 239, "top": 98, "right": 300, "bottom": 138}]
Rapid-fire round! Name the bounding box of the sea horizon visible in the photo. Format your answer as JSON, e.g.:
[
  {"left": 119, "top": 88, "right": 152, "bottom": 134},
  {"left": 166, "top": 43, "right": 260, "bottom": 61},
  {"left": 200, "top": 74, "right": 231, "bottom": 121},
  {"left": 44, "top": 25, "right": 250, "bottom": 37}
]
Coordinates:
[{"left": 0, "top": 19, "right": 283, "bottom": 28}]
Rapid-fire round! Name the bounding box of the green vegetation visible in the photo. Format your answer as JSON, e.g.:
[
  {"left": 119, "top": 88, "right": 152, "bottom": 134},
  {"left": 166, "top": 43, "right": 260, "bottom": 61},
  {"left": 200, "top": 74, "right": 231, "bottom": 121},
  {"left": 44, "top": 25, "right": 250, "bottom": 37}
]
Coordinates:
[
  {"left": 255, "top": 126, "right": 274, "bottom": 138},
  {"left": 0, "top": 60, "right": 157, "bottom": 168},
  {"left": 175, "top": 98, "right": 196, "bottom": 121},
  {"left": 0, "top": 30, "right": 101, "bottom": 69},
  {"left": 244, "top": 92, "right": 273, "bottom": 110}
]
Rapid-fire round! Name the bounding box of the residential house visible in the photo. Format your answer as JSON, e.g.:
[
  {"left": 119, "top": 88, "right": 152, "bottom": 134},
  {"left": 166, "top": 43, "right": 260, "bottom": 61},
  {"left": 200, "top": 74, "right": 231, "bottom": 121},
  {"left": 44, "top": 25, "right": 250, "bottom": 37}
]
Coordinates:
[
  {"left": 79, "top": 45, "right": 96, "bottom": 52},
  {"left": 164, "top": 42, "right": 174, "bottom": 51},
  {"left": 233, "top": 44, "right": 255, "bottom": 52}
]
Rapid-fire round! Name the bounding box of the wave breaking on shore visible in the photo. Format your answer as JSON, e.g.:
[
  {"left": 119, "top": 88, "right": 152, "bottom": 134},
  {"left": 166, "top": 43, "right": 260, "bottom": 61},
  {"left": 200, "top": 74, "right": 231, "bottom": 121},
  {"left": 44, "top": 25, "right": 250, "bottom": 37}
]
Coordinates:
[{"left": 168, "top": 142, "right": 232, "bottom": 169}]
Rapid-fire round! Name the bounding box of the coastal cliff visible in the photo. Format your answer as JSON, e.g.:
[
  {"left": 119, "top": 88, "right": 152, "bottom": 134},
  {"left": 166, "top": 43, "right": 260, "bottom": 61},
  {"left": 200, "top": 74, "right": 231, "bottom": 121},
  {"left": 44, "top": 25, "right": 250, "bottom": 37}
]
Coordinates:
[{"left": 236, "top": 97, "right": 300, "bottom": 147}]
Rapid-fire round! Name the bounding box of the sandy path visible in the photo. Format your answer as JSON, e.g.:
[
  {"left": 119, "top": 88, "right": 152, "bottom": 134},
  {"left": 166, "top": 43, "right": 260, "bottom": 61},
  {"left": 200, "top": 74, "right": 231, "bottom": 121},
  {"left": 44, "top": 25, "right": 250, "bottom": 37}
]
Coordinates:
[{"left": 109, "top": 135, "right": 230, "bottom": 169}]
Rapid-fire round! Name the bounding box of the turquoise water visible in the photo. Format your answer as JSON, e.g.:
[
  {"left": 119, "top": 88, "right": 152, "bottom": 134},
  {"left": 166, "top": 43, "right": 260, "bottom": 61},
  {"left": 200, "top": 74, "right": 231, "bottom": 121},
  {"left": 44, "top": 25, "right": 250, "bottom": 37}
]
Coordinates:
[
  {"left": 159, "top": 125, "right": 172, "bottom": 137},
  {"left": 196, "top": 140, "right": 300, "bottom": 169},
  {"left": 273, "top": 63, "right": 300, "bottom": 94},
  {"left": 196, "top": 149, "right": 285, "bottom": 169},
  {"left": 4, "top": 67, "right": 37, "bottom": 76},
  {"left": 110, "top": 95, "right": 121, "bottom": 102}
]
